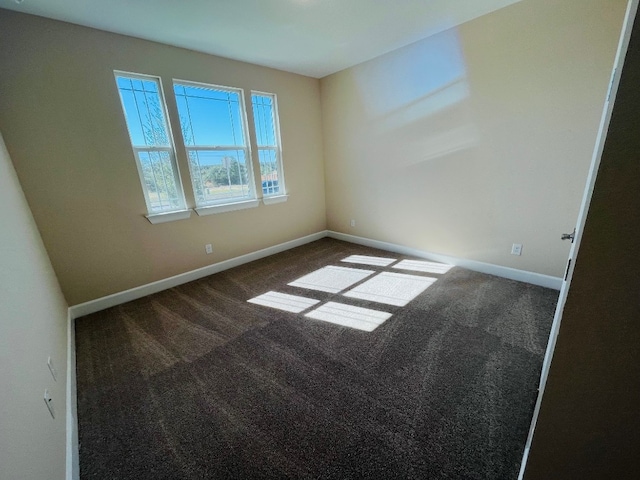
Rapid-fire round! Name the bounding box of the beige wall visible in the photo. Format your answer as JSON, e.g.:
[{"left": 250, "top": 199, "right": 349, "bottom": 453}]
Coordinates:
[
  {"left": 0, "top": 1, "right": 627, "bottom": 307},
  {"left": 320, "top": 0, "right": 626, "bottom": 278},
  {"left": 0, "top": 10, "right": 326, "bottom": 305},
  {"left": 525, "top": 4, "right": 640, "bottom": 477},
  {"left": 0, "top": 132, "right": 68, "bottom": 479}
]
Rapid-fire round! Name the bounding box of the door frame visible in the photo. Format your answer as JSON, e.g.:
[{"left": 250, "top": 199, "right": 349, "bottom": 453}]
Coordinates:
[{"left": 517, "top": 0, "right": 639, "bottom": 477}]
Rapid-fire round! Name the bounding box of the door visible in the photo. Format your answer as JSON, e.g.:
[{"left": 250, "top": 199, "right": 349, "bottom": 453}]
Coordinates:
[{"left": 518, "top": 0, "right": 639, "bottom": 478}]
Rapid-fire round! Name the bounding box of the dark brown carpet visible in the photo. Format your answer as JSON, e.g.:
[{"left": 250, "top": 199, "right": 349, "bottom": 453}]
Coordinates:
[{"left": 75, "top": 238, "right": 557, "bottom": 479}]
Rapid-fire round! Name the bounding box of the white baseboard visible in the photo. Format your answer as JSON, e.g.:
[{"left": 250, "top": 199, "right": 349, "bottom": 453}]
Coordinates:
[
  {"left": 68, "top": 229, "right": 561, "bottom": 320},
  {"left": 327, "top": 231, "right": 562, "bottom": 290},
  {"left": 68, "top": 231, "right": 328, "bottom": 319},
  {"left": 66, "top": 311, "right": 79, "bottom": 480}
]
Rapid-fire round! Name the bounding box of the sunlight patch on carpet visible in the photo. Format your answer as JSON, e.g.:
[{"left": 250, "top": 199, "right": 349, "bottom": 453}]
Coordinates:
[
  {"left": 288, "top": 265, "right": 374, "bottom": 293},
  {"left": 344, "top": 272, "right": 437, "bottom": 306},
  {"left": 341, "top": 255, "right": 397, "bottom": 267},
  {"left": 248, "top": 291, "right": 320, "bottom": 313},
  {"left": 305, "top": 302, "right": 392, "bottom": 331},
  {"left": 393, "top": 259, "right": 453, "bottom": 274}
]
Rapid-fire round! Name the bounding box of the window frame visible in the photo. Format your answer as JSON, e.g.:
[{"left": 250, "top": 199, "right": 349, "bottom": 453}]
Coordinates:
[
  {"left": 251, "top": 90, "right": 288, "bottom": 204},
  {"left": 172, "top": 78, "right": 258, "bottom": 215},
  {"left": 114, "top": 71, "right": 190, "bottom": 222}
]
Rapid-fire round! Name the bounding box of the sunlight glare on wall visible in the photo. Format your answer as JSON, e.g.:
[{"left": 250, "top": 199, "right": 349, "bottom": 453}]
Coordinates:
[
  {"left": 350, "top": 27, "right": 479, "bottom": 168},
  {"left": 355, "top": 28, "right": 468, "bottom": 120}
]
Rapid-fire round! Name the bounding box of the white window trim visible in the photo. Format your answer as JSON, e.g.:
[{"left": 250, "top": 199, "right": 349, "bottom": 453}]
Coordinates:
[
  {"left": 173, "top": 79, "right": 258, "bottom": 209},
  {"left": 114, "top": 70, "right": 188, "bottom": 216},
  {"left": 251, "top": 90, "right": 286, "bottom": 199},
  {"left": 195, "top": 199, "right": 260, "bottom": 216},
  {"left": 146, "top": 209, "right": 193, "bottom": 224},
  {"left": 262, "top": 194, "right": 289, "bottom": 205}
]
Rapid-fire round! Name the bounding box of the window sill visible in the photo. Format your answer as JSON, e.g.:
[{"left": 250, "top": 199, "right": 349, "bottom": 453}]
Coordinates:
[
  {"left": 262, "top": 194, "right": 289, "bottom": 205},
  {"left": 195, "top": 199, "right": 260, "bottom": 216},
  {"left": 145, "top": 209, "right": 193, "bottom": 224}
]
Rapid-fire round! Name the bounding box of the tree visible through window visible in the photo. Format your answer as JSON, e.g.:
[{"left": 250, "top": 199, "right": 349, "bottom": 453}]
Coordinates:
[
  {"left": 174, "top": 81, "right": 255, "bottom": 207},
  {"left": 115, "top": 73, "right": 186, "bottom": 214}
]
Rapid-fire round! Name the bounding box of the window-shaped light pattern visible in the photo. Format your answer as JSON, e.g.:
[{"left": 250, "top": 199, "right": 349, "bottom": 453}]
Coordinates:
[
  {"left": 115, "top": 73, "right": 185, "bottom": 214},
  {"left": 174, "top": 82, "right": 254, "bottom": 206},
  {"left": 251, "top": 92, "right": 284, "bottom": 196}
]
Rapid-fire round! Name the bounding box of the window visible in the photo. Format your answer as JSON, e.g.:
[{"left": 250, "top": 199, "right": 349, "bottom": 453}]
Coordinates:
[
  {"left": 173, "top": 81, "right": 256, "bottom": 211},
  {"left": 115, "top": 72, "right": 287, "bottom": 221},
  {"left": 114, "top": 72, "right": 188, "bottom": 219},
  {"left": 251, "top": 92, "right": 286, "bottom": 201}
]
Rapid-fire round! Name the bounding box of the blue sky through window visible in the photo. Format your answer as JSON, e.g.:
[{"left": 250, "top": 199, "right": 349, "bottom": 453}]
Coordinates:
[
  {"left": 174, "top": 84, "right": 244, "bottom": 148},
  {"left": 116, "top": 76, "right": 169, "bottom": 147},
  {"left": 251, "top": 94, "right": 276, "bottom": 146}
]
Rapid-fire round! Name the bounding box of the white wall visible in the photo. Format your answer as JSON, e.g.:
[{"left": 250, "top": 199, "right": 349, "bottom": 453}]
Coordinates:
[
  {"left": 321, "top": 0, "right": 626, "bottom": 278},
  {"left": 0, "top": 132, "right": 69, "bottom": 479}
]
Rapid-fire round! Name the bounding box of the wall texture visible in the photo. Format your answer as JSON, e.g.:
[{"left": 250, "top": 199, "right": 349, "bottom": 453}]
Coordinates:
[
  {"left": 525, "top": 5, "right": 640, "bottom": 477},
  {"left": 0, "top": 132, "right": 68, "bottom": 479},
  {"left": 320, "top": 0, "right": 626, "bottom": 278},
  {"left": 0, "top": 10, "right": 327, "bottom": 305}
]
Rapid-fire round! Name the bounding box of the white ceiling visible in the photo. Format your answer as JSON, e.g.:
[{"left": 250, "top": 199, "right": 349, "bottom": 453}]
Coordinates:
[{"left": 0, "top": 0, "right": 519, "bottom": 78}]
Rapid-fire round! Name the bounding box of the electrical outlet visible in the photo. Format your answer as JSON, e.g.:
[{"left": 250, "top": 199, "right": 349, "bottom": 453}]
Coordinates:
[
  {"left": 44, "top": 389, "right": 55, "bottom": 419},
  {"left": 47, "top": 356, "right": 57, "bottom": 382},
  {"left": 350, "top": 219, "right": 356, "bottom": 227},
  {"left": 511, "top": 243, "right": 523, "bottom": 256},
  {"left": 205, "top": 244, "right": 213, "bottom": 254}
]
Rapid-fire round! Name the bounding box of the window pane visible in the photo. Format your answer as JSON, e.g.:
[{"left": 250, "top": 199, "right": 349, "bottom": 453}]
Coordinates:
[
  {"left": 251, "top": 94, "right": 276, "bottom": 146},
  {"left": 138, "top": 150, "right": 183, "bottom": 212},
  {"left": 116, "top": 76, "right": 170, "bottom": 147},
  {"left": 258, "top": 149, "right": 280, "bottom": 195},
  {"left": 173, "top": 80, "right": 255, "bottom": 208},
  {"left": 115, "top": 72, "right": 186, "bottom": 215},
  {"left": 174, "top": 84, "right": 245, "bottom": 147},
  {"left": 187, "top": 149, "right": 251, "bottom": 205},
  {"left": 251, "top": 92, "right": 284, "bottom": 197}
]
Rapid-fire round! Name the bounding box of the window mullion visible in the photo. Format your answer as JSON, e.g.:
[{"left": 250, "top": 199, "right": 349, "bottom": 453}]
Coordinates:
[{"left": 193, "top": 149, "right": 207, "bottom": 204}]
